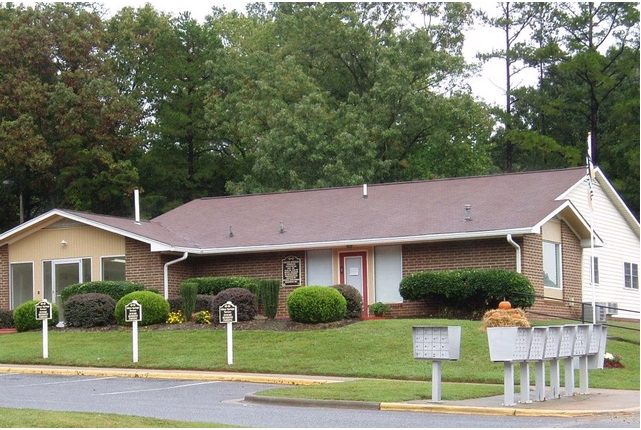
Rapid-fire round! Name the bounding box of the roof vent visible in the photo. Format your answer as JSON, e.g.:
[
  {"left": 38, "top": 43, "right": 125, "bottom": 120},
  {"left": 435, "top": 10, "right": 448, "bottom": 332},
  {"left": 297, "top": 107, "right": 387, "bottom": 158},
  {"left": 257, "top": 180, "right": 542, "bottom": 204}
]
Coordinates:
[
  {"left": 279, "top": 221, "right": 285, "bottom": 233},
  {"left": 464, "top": 204, "right": 472, "bottom": 221},
  {"left": 363, "top": 184, "right": 368, "bottom": 199},
  {"left": 229, "top": 226, "right": 234, "bottom": 237}
]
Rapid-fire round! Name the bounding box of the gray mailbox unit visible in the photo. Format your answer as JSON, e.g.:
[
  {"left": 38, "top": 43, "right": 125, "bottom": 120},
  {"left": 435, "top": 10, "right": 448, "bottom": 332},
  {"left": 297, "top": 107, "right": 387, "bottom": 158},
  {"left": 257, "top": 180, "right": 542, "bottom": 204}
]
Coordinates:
[
  {"left": 412, "top": 326, "right": 461, "bottom": 402},
  {"left": 487, "top": 324, "right": 607, "bottom": 406}
]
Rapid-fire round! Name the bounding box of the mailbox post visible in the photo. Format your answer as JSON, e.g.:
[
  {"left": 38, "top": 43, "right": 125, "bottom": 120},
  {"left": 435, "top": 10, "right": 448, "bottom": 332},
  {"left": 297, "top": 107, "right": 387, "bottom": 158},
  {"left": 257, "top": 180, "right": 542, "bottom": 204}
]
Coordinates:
[
  {"left": 412, "top": 326, "right": 461, "bottom": 402},
  {"left": 124, "top": 300, "right": 142, "bottom": 363},
  {"left": 35, "top": 300, "right": 52, "bottom": 359}
]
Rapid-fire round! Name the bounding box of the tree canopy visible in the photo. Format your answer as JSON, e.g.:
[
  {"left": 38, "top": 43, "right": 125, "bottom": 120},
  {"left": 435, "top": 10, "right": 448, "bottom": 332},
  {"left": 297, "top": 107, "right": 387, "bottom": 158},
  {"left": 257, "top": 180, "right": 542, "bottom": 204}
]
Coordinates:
[{"left": 0, "top": 2, "right": 638, "bottom": 229}]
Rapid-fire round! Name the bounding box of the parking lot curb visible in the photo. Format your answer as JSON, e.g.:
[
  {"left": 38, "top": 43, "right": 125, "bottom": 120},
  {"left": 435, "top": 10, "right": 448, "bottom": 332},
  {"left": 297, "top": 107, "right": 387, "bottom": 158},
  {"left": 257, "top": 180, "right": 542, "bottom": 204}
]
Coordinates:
[{"left": 0, "top": 365, "right": 341, "bottom": 386}]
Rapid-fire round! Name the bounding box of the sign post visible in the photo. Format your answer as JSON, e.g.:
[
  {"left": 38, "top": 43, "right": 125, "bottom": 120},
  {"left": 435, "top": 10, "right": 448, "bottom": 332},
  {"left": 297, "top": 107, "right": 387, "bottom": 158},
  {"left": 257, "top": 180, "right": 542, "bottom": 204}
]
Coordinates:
[
  {"left": 35, "top": 299, "right": 52, "bottom": 359},
  {"left": 124, "top": 300, "right": 142, "bottom": 363},
  {"left": 219, "top": 301, "right": 237, "bottom": 365}
]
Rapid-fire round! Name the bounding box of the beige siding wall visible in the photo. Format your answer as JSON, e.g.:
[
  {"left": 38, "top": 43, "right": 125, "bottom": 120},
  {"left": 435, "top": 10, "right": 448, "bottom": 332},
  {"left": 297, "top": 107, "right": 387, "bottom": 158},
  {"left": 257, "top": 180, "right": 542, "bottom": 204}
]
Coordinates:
[{"left": 9, "top": 226, "right": 124, "bottom": 298}]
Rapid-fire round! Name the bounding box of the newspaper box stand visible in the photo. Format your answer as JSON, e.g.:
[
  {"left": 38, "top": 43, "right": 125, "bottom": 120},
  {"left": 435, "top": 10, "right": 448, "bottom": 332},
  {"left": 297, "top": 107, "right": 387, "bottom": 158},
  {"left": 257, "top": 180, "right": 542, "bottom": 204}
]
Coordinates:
[
  {"left": 412, "top": 326, "right": 461, "bottom": 402},
  {"left": 487, "top": 324, "right": 607, "bottom": 406}
]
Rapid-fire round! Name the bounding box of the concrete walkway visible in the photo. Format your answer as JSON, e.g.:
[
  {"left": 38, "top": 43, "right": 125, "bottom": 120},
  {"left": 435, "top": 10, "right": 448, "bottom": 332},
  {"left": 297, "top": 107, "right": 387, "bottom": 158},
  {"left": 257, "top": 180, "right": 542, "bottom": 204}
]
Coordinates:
[{"left": 0, "top": 364, "right": 638, "bottom": 418}]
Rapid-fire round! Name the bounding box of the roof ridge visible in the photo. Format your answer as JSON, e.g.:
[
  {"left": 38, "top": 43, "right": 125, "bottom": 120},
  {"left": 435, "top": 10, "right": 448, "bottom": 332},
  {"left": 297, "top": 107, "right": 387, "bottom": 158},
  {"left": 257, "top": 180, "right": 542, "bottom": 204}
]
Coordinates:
[{"left": 194, "top": 167, "right": 586, "bottom": 202}]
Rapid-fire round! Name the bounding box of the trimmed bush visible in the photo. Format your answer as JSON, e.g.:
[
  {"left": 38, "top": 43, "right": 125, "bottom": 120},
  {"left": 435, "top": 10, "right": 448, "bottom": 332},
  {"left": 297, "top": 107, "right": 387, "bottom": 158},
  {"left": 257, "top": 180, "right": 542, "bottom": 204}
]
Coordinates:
[
  {"left": 0, "top": 309, "right": 15, "bottom": 328},
  {"left": 115, "top": 291, "right": 170, "bottom": 326},
  {"left": 331, "top": 284, "right": 363, "bottom": 319},
  {"left": 399, "top": 269, "right": 535, "bottom": 312},
  {"left": 182, "top": 277, "right": 259, "bottom": 296},
  {"left": 287, "top": 286, "right": 347, "bottom": 324},
  {"left": 60, "top": 281, "right": 145, "bottom": 304},
  {"left": 13, "top": 300, "right": 59, "bottom": 332},
  {"left": 212, "top": 288, "right": 257, "bottom": 323},
  {"left": 168, "top": 294, "right": 216, "bottom": 314},
  {"left": 64, "top": 293, "right": 117, "bottom": 327},
  {"left": 258, "top": 279, "right": 280, "bottom": 319},
  {"left": 180, "top": 281, "right": 198, "bottom": 318}
]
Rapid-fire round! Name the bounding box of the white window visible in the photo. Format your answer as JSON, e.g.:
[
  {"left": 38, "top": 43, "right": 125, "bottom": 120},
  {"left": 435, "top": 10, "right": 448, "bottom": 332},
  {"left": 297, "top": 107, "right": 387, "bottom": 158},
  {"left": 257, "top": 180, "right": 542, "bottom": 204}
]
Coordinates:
[
  {"left": 10, "top": 262, "right": 33, "bottom": 309},
  {"left": 374, "top": 245, "right": 403, "bottom": 302},
  {"left": 624, "top": 262, "right": 639, "bottom": 290},
  {"left": 306, "top": 249, "right": 333, "bottom": 286},
  {"left": 102, "top": 256, "right": 126, "bottom": 281},
  {"left": 543, "top": 241, "right": 561, "bottom": 288},
  {"left": 593, "top": 256, "right": 599, "bottom": 285}
]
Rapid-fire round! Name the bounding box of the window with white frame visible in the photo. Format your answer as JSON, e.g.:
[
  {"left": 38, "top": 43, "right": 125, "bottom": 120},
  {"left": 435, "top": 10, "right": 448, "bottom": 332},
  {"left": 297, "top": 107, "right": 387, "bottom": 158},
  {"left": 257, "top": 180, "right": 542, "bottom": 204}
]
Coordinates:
[
  {"left": 543, "top": 241, "right": 561, "bottom": 288},
  {"left": 592, "top": 256, "right": 599, "bottom": 285},
  {"left": 10, "top": 262, "right": 33, "bottom": 309},
  {"left": 102, "top": 256, "right": 126, "bottom": 281},
  {"left": 624, "top": 262, "right": 638, "bottom": 290}
]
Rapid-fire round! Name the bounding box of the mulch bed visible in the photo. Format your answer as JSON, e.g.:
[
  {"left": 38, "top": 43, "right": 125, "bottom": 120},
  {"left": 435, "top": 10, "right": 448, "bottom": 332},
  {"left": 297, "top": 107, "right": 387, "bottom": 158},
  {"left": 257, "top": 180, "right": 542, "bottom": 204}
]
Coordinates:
[{"left": 51, "top": 317, "right": 359, "bottom": 333}]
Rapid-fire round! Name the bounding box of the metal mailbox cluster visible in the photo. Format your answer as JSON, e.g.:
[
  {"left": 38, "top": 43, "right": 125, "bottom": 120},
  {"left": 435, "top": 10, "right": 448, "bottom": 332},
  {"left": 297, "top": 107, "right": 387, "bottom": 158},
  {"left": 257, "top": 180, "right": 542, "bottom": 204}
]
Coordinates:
[
  {"left": 412, "top": 326, "right": 461, "bottom": 402},
  {"left": 486, "top": 324, "right": 607, "bottom": 406}
]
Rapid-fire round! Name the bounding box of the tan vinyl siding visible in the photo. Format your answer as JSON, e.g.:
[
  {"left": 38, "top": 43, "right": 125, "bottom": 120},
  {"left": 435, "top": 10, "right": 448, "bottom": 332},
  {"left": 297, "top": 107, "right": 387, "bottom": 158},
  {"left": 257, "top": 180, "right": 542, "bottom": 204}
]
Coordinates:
[{"left": 9, "top": 226, "right": 125, "bottom": 297}]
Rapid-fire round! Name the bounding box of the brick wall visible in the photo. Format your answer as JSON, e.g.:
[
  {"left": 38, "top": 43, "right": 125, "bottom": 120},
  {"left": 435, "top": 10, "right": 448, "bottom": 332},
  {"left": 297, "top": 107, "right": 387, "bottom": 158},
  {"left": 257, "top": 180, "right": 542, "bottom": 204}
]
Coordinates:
[
  {"left": 0, "top": 245, "right": 8, "bottom": 310},
  {"left": 192, "top": 251, "right": 305, "bottom": 318},
  {"left": 125, "top": 238, "right": 165, "bottom": 292},
  {"left": 402, "top": 238, "right": 518, "bottom": 276},
  {"left": 520, "top": 224, "right": 582, "bottom": 320}
]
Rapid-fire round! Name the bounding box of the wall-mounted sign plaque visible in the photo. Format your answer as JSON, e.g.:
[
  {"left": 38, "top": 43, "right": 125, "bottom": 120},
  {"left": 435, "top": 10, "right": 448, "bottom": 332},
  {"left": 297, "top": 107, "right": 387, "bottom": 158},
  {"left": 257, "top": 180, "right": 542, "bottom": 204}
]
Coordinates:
[{"left": 282, "top": 256, "right": 301, "bottom": 286}]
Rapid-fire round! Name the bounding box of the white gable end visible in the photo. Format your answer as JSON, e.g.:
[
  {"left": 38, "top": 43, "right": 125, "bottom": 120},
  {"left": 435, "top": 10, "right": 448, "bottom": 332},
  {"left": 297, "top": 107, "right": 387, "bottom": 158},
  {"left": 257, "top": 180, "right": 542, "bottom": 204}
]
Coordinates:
[{"left": 564, "top": 173, "right": 640, "bottom": 320}]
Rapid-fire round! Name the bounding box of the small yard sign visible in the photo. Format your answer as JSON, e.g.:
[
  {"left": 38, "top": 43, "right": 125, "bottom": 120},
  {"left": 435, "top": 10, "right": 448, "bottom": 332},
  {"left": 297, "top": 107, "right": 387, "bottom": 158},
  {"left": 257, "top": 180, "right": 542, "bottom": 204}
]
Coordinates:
[
  {"left": 125, "top": 300, "right": 142, "bottom": 362},
  {"left": 35, "top": 300, "right": 52, "bottom": 321},
  {"left": 124, "top": 300, "right": 142, "bottom": 322},
  {"left": 219, "top": 301, "right": 237, "bottom": 365},
  {"left": 35, "top": 299, "right": 52, "bottom": 359}
]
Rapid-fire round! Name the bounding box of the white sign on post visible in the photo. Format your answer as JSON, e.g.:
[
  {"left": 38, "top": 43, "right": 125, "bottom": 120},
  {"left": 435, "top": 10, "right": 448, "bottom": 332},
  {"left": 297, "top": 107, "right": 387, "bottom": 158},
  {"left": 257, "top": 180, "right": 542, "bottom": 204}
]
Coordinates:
[
  {"left": 124, "top": 300, "right": 142, "bottom": 363},
  {"left": 35, "top": 299, "right": 52, "bottom": 359},
  {"left": 219, "top": 301, "right": 237, "bottom": 365}
]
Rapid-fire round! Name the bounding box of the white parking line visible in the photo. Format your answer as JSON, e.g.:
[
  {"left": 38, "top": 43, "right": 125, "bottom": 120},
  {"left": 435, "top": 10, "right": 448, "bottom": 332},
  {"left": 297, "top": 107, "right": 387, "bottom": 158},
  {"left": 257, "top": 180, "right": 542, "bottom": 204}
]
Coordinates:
[{"left": 95, "top": 381, "right": 219, "bottom": 396}]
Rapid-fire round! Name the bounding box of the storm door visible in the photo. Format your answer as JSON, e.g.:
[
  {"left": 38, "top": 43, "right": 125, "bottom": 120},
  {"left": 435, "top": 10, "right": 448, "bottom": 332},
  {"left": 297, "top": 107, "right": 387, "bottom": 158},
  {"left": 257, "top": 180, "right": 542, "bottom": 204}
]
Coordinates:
[
  {"left": 43, "top": 259, "right": 89, "bottom": 322},
  {"left": 340, "top": 251, "right": 368, "bottom": 316}
]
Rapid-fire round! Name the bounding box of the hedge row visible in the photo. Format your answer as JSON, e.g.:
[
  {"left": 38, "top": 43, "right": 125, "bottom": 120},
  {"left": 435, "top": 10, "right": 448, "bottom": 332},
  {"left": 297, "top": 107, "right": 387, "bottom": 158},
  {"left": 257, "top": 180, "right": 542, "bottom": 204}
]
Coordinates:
[
  {"left": 60, "top": 281, "right": 145, "bottom": 304},
  {"left": 399, "top": 269, "right": 535, "bottom": 311}
]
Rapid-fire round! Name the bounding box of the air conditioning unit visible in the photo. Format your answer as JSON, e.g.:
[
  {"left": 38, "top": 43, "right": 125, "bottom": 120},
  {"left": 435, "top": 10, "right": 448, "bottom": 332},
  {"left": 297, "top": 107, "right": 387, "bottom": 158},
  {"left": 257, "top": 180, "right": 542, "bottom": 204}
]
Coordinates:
[
  {"left": 606, "top": 302, "right": 618, "bottom": 315},
  {"left": 582, "top": 302, "right": 607, "bottom": 323}
]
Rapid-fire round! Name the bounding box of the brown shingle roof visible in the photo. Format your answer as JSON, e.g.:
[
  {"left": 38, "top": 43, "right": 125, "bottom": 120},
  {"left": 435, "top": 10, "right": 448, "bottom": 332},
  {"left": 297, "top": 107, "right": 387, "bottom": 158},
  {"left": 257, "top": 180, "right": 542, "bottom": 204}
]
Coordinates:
[
  {"left": 0, "top": 167, "right": 590, "bottom": 252},
  {"left": 146, "top": 167, "right": 586, "bottom": 251}
]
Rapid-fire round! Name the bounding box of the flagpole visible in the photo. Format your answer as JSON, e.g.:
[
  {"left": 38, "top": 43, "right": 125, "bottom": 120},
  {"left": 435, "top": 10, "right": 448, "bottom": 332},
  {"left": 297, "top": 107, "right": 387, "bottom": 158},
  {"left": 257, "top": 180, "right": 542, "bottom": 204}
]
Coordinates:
[{"left": 587, "top": 132, "right": 596, "bottom": 324}]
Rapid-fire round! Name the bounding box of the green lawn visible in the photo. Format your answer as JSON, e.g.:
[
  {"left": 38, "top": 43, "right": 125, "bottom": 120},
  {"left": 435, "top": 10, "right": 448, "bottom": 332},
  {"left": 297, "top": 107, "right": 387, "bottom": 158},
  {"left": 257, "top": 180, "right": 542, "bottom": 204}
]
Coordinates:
[
  {"left": 0, "top": 407, "right": 234, "bottom": 428},
  {"left": 1, "top": 318, "right": 638, "bottom": 400}
]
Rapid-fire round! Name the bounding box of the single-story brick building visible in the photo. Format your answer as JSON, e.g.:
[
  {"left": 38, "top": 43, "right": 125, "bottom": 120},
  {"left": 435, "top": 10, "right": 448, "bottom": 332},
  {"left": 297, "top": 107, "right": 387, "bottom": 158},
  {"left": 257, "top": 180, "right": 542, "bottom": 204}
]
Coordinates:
[{"left": 0, "top": 167, "right": 638, "bottom": 320}]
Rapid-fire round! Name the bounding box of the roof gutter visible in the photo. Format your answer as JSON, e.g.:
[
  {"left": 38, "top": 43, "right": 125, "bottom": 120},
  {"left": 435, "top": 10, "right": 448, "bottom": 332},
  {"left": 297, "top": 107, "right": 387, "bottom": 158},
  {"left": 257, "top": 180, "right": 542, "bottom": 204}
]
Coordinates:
[
  {"left": 151, "top": 228, "right": 537, "bottom": 254},
  {"left": 163, "top": 252, "right": 188, "bottom": 300},
  {"left": 506, "top": 234, "right": 521, "bottom": 273}
]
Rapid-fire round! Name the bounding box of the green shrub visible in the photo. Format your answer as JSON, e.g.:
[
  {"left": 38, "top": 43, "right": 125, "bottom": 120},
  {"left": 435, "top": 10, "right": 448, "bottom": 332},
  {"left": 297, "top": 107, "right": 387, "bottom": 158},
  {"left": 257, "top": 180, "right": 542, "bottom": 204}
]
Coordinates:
[
  {"left": 399, "top": 269, "right": 535, "bottom": 312},
  {"left": 287, "top": 286, "right": 347, "bottom": 324},
  {"left": 331, "top": 284, "right": 363, "bottom": 319},
  {"left": 212, "top": 288, "right": 257, "bottom": 322},
  {"left": 168, "top": 294, "right": 216, "bottom": 314},
  {"left": 13, "top": 300, "right": 59, "bottom": 332},
  {"left": 369, "top": 302, "right": 391, "bottom": 317},
  {"left": 258, "top": 279, "right": 280, "bottom": 319},
  {"left": 182, "top": 277, "right": 259, "bottom": 296},
  {"left": 64, "top": 293, "right": 117, "bottom": 327},
  {"left": 114, "top": 291, "right": 170, "bottom": 326},
  {"left": 0, "top": 309, "right": 15, "bottom": 328},
  {"left": 60, "top": 281, "right": 145, "bottom": 304},
  {"left": 180, "top": 281, "right": 198, "bottom": 318}
]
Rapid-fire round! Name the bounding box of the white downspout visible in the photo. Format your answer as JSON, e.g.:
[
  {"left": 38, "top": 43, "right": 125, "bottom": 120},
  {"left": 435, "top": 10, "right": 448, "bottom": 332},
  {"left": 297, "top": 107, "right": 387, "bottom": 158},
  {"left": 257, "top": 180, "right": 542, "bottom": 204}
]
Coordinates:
[
  {"left": 163, "top": 252, "right": 188, "bottom": 300},
  {"left": 507, "top": 234, "right": 521, "bottom": 273}
]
